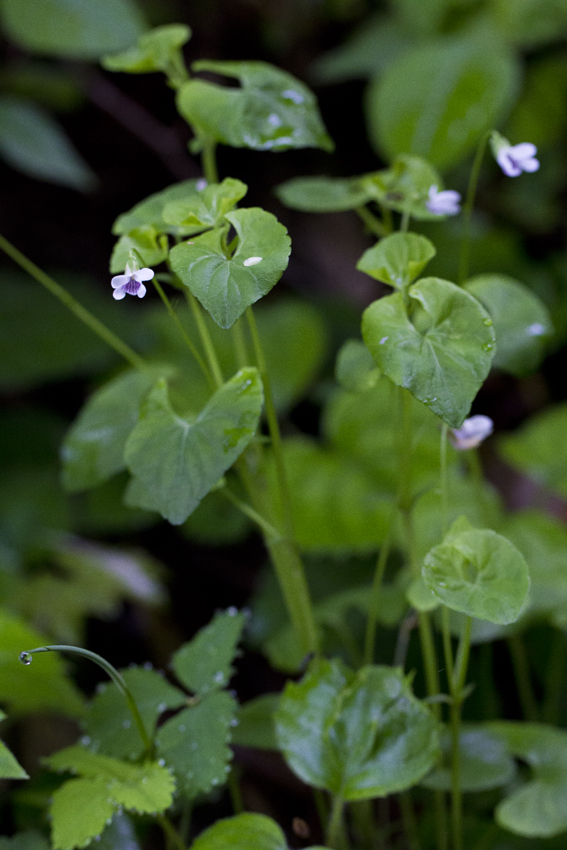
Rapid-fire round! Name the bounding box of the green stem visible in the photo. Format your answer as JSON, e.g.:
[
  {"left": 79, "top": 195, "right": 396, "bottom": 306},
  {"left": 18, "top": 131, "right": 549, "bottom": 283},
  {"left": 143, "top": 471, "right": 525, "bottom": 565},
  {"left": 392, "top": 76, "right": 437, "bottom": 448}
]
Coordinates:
[
  {"left": 457, "top": 131, "right": 490, "bottom": 285},
  {"left": 440, "top": 423, "right": 449, "bottom": 537},
  {"left": 19, "top": 645, "right": 152, "bottom": 754},
  {"left": 507, "top": 634, "right": 539, "bottom": 722},
  {"left": 364, "top": 518, "right": 395, "bottom": 665},
  {"left": 185, "top": 290, "right": 224, "bottom": 388},
  {"left": 441, "top": 607, "right": 455, "bottom": 690},
  {"left": 156, "top": 814, "right": 187, "bottom": 850},
  {"left": 221, "top": 486, "right": 281, "bottom": 540},
  {"left": 448, "top": 615, "right": 473, "bottom": 850},
  {"left": 231, "top": 317, "right": 249, "bottom": 369},
  {"left": 355, "top": 206, "right": 386, "bottom": 238},
  {"left": 0, "top": 233, "right": 146, "bottom": 371},
  {"left": 152, "top": 278, "right": 213, "bottom": 385},
  {"left": 326, "top": 794, "right": 345, "bottom": 849},
  {"left": 227, "top": 769, "right": 244, "bottom": 815},
  {"left": 201, "top": 137, "right": 219, "bottom": 184}
]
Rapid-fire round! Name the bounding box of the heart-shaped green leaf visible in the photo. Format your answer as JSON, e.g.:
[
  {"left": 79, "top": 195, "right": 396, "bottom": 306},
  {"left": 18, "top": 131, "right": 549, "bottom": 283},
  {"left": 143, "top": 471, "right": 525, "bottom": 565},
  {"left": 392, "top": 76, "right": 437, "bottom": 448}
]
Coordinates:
[
  {"left": 169, "top": 207, "right": 290, "bottom": 328},
  {"left": 162, "top": 178, "right": 247, "bottom": 230},
  {"left": 177, "top": 60, "right": 333, "bottom": 152},
  {"left": 275, "top": 658, "right": 439, "bottom": 799},
  {"left": 362, "top": 277, "right": 495, "bottom": 427},
  {"left": 357, "top": 232, "right": 436, "bottom": 289},
  {"left": 113, "top": 179, "right": 206, "bottom": 236},
  {"left": 102, "top": 24, "right": 191, "bottom": 87},
  {"left": 275, "top": 174, "right": 373, "bottom": 212},
  {"left": 422, "top": 519, "right": 530, "bottom": 624},
  {"left": 124, "top": 368, "right": 263, "bottom": 524}
]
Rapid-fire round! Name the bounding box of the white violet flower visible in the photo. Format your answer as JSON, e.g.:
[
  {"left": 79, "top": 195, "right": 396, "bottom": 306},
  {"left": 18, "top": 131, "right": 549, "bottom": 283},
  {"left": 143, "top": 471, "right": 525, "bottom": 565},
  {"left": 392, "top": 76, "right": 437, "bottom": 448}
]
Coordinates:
[
  {"left": 490, "top": 131, "right": 540, "bottom": 177},
  {"left": 426, "top": 185, "right": 462, "bottom": 216},
  {"left": 450, "top": 415, "right": 494, "bottom": 451},
  {"left": 111, "top": 262, "right": 154, "bottom": 300}
]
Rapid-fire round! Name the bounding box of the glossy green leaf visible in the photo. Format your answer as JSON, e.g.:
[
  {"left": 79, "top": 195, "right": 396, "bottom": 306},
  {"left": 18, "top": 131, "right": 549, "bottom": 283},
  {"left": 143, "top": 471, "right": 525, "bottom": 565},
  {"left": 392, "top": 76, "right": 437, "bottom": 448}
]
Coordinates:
[
  {"left": 125, "top": 369, "right": 263, "bottom": 524},
  {"left": 422, "top": 519, "right": 530, "bottom": 624},
  {"left": 169, "top": 207, "right": 291, "bottom": 328},
  {"left": 47, "top": 747, "right": 175, "bottom": 849},
  {"left": 113, "top": 179, "right": 205, "bottom": 236},
  {"left": 499, "top": 403, "right": 567, "bottom": 499},
  {"left": 274, "top": 174, "right": 373, "bottom": 212},
  {"left": 422, "top": 724, "right": 516, "bottom": 792},
  {"left": 0, "top": 95, "right": 95, "bottom": 190},
  {"left": 0, "top": 609, "right": 84, "bottom": 716},
  {"left": 0, "top": 0, "right": 146, "bottom": 59},
  {"left": 464, "top": 274, "right": 553, "bottom": 376},
  {"left": 102, "top": 24, "right": 191, "bottom": 87},
  {"left": 276, "top": 659, "right": 439, "bottom": 799},
  {"left": 361, "top": 155, "right": 445, "bottom": 220},
  {"left": 487, "top": 722, "right": 567, "bottom": 837},
  {"left": 156, "top": 691, "right": 236, "bottom": 798},
  {"left": 61, "top": 369, "right": 165, "bottom": 492},
  {"left": 177, "top": 60, "right": 333, "bottom": 152},
  {"left": 90, "top": 813, "right": 141, "bottom": 850},
  {"left": 83, "top": 667, "right": 185, "bottom": 760},
  {"left": 110, "top": 227, "right": 168, "bottom": 274},
  {"left": 357, "top": 232, "right": 436, "bottom": 289},
  {"left": 0, "top": 711, "right": 28, "bottom": 779},
  {"left": 366, "top": 31, "right": 519, "bottom": 170},
  {"left": 335, "top": 339, "right": 381, "bottom": 392},
  {"left": 172, "top": 608, "right": 245, "bottom": 696},
  {"left": 162, "top": 177, "right": 248, "bottom": 230},
  {"left": 362, "top": 277, "right": 495, "bottom": 427},
  {"left": 266, "top": 438, "right": 391, "bottom": 554},
  {"left": 190, "top": 813, "right": 287, "bottom": 850},
  {"left": 232, "top": 694, "right": 279, "bottom": 750}
]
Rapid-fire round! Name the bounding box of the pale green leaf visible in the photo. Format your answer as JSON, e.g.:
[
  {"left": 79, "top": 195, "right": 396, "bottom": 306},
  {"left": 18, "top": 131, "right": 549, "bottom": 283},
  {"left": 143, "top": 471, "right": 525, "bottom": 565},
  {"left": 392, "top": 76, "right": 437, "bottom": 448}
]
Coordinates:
[
  {"left": 190, "top": 813, "right": 287, "bottom": 850},
  {"left": 498, "top": 403, "right": 567, "bottom": 499},
  {"left": 232, "top": 694, "right": 279, "bottom": 750},
  {"left": 113, "top": 179, "right": 205, "bottom": 236},
  {"left": 50, "top": 778, "right": 115, "bottom": 850},
  {"left": 356, "top": 232, "right": 436, "bottom": 289},
  {"left": 102, "top": 24, "right": 191, "bottom": 86},
  {"left": 171, "top": 608, "right": 246, "bottom": 696},
  {"left": 361, "top": 155, "right": 445, "bottom": 220},
  {"left": 124, "top": 369, "right": 263, "bottom": 524},
  {"left": 156, "top": 691, "right": 236, "bottom": 798},
  {"left": 110, "top": 227, "right": 168, "bottom": 274},
  {"left": 335, "top": 339, "right": 381, "bottom": 392},
  {"left": 0, "top": 738, "right": 28, "bottom": 779},
  {"left": 274, "top": 174, "right": 373, "bottom": 212},
  {"left": 362, "top": 277, "right": 495, "bottom": 427},
  {"left": 83, "top": 667, "right": 185, "bottom": 760},
  {"left": 422, "top": 520, "right": 530, "bottom": 624},
  {"left": 61, "top": 368, "right": 166, "bottom": 492},
  {"left": 276, "top": 659, "right": 439, "bottom": 799},
  {"left": 177, "top": 60, "right": 333, "bottom": 152},
  {"left": 422, "top": 724, "right": 516, "bottom": 792},
  {"left": 169, "top": 207, "right": 291, "bottom": 328},
  {"left": 162, "top": 177, "right": 248, "bottom": 230}
]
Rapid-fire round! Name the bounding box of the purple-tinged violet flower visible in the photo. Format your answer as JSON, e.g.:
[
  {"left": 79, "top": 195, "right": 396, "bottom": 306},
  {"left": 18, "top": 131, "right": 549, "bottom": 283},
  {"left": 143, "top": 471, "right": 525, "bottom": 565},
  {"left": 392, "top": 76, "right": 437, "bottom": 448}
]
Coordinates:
[
  {"left": 425, "top": 185, "right": 462, "bottom": 216},
  {"left": 450, "top": 415, "right": 494, "bottom": 451},
  {"left": 111, "top": 262, "right": 154, "bottom": 300},
  {"left": 490, "top": 131, "right": 539, "bottom": 177}
]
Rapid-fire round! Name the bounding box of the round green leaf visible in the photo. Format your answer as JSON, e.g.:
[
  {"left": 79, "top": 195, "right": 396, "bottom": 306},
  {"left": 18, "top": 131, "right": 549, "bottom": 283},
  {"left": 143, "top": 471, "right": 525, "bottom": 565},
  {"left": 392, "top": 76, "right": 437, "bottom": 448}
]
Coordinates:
[
  {"left": 422, "top": 724, "right": 516, "bottom": 792},
  {"left": 422, "top": 523, "right": 530, "bottom": 624},
  {"left": 275, "top": 175, "right": 373, "bottom": 212},
  {"left": 190, "top": 814, "right": 287, "bottom": 850},
  {"left": 0, "top": 0, "right": 146, "bottom": 59},
  {"left": 169, "top": 207, "right": 291, "bottom": 329},
  {"left": 335, "top": 339, "right": 381, "bottom": 392},
  {"left": 357, "top": 232, "right": 436, "bottom": 289},
  {"left": 162, "top": 178, "right": 248, "bottom": 230},
  {"left": 113, "top": 179, "right": 205, "bottom": 236},
  {"left": 124, "top": 369, "right": 263, "bottom": 525},
  {"left": 487, "top": 722, "right": 567, "bottom": 838},
  {"left": 177, "top": 60, "right": 333, "bottom": 152},
  {"left": 366, "top": 32, "right": 519, "bottom": 171},
  {"left": 464, "top": 274, "right": 553, "bottom": 377},
  {"left": 362, "top": 277, "right": 495, "bottom": 427},
  {"left": 276, "top": 659, "right": 439, "bottom": 800},
  {"left": 361, "top": 155, "right": 446, "bottom": 220}
]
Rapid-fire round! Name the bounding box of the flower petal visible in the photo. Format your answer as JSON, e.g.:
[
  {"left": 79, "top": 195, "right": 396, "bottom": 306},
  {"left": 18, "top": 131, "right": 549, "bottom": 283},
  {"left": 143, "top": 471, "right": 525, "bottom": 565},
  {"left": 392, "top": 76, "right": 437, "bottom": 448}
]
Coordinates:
[
  {"left": 113, "top": 287, "right": 127, "bottom": 300},
  {"left": 136, "top": 283, "right": 147, "bottom": 298},
  {"left": 111, "top": 275, "right": 130, "bottom": 288},
  {"left": 133, "top": 267, "right": 155, "bottom": 282}
]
